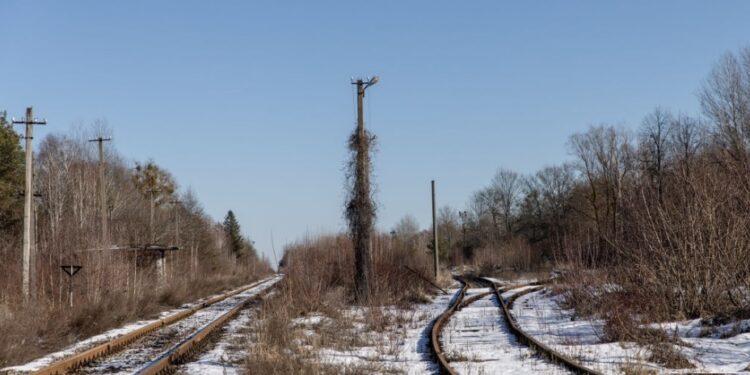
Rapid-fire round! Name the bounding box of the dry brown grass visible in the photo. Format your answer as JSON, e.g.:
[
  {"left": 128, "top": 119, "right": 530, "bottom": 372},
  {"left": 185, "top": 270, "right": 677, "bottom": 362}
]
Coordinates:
[
  {"left": 245, "top": 233, "right": 446, "bottom": 373},
  {"left": 244, "top": 290, "right": 384, "bottom": 375},
  {"left": 279, "top": 233, "right": 444, "bottom": 310},
  {"left": 556, "top": 269, "right": 695, "bottom": 370},
  {"left": 647, "top": 345, "right": 693, "bottom": 369},
  {"left": 621, "top": 364, "right": 658, "bottom": 375},
  {"left": 470, "top": 237, "right": 547, "bottom": 276},
  {"left": 0, "top": 270, "right": 267, "bottom": 367}
]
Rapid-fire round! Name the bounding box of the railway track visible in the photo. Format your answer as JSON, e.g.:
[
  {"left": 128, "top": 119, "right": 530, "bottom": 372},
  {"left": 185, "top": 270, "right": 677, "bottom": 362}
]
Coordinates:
[
  {"left": 24, "top": 274, "right": 282, "bottom": 375},
  {"left": 429, "top": 276, "right": 602, "bottom": 375}
]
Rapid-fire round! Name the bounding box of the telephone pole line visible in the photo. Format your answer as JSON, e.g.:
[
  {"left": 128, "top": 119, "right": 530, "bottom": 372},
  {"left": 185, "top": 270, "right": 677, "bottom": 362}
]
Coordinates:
[
  {"left": 432, "top": 180, "right": 439, "bottom": 278},
  {"left": 168, "top": 200, "right": 181, "bottom": 280},
  {"left": 88, "top": 137, "right": 111, "bottom": 247},
  {"left": 147, "top": 188, "right": 159, "bottom": 244},
  {"left": 169, "top": 200, "right": 181, "bottom": 246},
  {"left": 12, "top": 107, "right": 46, "bottom": 302},
  {"left": 147, "top": 188, "right": 164, "bottom": 281}
]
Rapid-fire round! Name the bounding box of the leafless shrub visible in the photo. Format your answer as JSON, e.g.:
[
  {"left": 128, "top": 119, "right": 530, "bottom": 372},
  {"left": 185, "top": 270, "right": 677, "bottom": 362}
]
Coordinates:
[
  {"left": 0, "top": 125, "right": 273, "bottom": 366},
  {"left": 621, "top": 364, "right": 658, "bottom": 375},
  {"left": 471, "top": 237, "right": 544, "bottom": 275},
  {"left": 647, "top": 345, "right": 694, "bottom": 369},
  {"left": 245, "top": 232, "right": 443, "bottom": 372}
]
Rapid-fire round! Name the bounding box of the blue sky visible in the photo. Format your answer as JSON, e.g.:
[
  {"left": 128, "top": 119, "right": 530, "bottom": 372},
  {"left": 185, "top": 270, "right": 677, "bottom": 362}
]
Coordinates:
[{"left": 2, "top": 1, "right": 749, "bottom": 265}]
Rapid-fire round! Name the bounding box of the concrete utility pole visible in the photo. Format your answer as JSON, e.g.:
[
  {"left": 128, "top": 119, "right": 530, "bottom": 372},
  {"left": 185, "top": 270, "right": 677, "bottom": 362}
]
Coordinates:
[
  {"left": 88, "top": 137, "right": 111, "bottom": 247},
  {"left": 170, "top": 200, "right": 181, "bottom": 246},
  {"left": 148, "top": 189, "right": 157, "bottom": 244},
  {"left": 147, "top": 189, "right": 164, "bottom": 280},
  {"left": 432, "top": 180, "right": 439, "bottom": 278},
  {"left": 168, "top": 200, "right": 181, "bottom": 280},
  {"left": 350, "top": 76, "right": 378, "bottom": 303},
  {"left": 12, "top": 107, "right": 46, "bottom": 302}
]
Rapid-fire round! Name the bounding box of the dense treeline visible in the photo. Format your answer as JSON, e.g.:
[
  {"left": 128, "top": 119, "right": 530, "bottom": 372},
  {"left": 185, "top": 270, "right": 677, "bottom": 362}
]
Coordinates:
[
  {"left": 0, "top": 121, "right": 272, "bottom": 365},
  {"left": 434, "top": 46, "right": 750, "bottom": 321}
]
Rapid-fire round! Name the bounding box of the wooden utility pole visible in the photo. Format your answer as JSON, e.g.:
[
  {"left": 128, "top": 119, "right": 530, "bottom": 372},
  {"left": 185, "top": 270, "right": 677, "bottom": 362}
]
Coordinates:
[
  {"left": 432, "top": 180, "right": 439, "bottom": 278},
  {"left": 459, "top": 210, "right": 468, "bottom": 269},
  {"left": 12, "top": 107, "right": 46, "bottom": 302},
  {"left": 88, "top": 137, "right": 111, "bottom": 247},
  {"left": 350, "top": 76, "right": 378, "bottom": 303}
]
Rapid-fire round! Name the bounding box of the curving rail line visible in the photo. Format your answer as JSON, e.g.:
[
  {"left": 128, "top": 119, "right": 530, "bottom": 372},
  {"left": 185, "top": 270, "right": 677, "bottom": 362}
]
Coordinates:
[
  {"left": 430, "top": 276, "right": 603, "bottom": 375},
  {"left": 27, "top": 275, "right": 281, "bottom": 375},
  {"left": 486, "top": 278, "right": 602, "bottom": 375},
  {"left": 429, "top": 278, "right": 466, "bottom": 375}
]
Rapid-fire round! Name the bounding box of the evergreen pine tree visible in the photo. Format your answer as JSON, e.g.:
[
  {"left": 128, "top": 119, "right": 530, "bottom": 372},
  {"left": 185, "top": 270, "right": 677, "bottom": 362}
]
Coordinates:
[
  {"left": 0, "top": 112, "right": 24, "bottom": 233},
  {"left": 223, "top": 210, "right": 243, "bottom": 257}
]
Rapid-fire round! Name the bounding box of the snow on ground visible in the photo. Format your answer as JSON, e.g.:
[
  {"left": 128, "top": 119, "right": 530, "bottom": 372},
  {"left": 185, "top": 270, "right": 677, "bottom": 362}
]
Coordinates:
[
  {"left": 441, "top": 290, "right": 573, "bottom": 375},
  {"left": 464, "top": 287, "right": 489, "bottom": 299},
  {"left": 484, "top": 277, "right": 539, "bottom": 286},
  {"left": 305, "top": 283, "right": 580, "bottom": 375},
  {"left": 309, "top": 285, "right": 463, "bottom": 374},
  {"left": 500, "top": 285, "right": 538, "bottom": 300},
  {"left": 649, "top": 318, "right": 750, "bottom": 373},
  {"left": 2, "top": 321, "right": 154, "bottom": 373},
  {"left": 482, "top": 277, "right": 505, "bottom": 286},
  {"left": 176, "top": 290, "right": 280, "bottom": 375},
  {"left": 1, "top": 275, "right": 279, "bottom": 374},
  {"left": 515, "top": 288, "right": 750, "bottom": 373},
  {"left": 512, "top": 289, "right": 667, "bottom": 374},
  {"left": 292, "top": 313, "right": 331, "bottom": 327},
  {"left": 77, "top": 276, "right": 282, "bottom": 375}
]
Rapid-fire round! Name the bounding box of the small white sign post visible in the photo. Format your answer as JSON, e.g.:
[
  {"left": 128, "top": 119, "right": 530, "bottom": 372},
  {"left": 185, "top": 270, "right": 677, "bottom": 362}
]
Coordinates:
[{"left": 61, "top": 265, "right": 82, "bottom": 308}]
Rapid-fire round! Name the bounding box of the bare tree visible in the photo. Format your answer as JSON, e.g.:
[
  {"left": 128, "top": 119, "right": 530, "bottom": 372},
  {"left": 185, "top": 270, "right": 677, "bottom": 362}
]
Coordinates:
[
  {"left": 490, "top": 168, "right": 522, "bottom": 239},
  {"left": 529, "top": 164, "right": 576, "bottom": 254},
  {"left": 437, "top": 206, "right": 460, "bottom": 261},
  {"left": 569, "top": 125, "right": 633, "bottom": 260},
  {"left": 391, "top": 214, "right": 420, "bottom": 253},
  {"left": 668, "top": 114, "right": 706, "bottom": 182},
  {"left": 639, "top": 108, "right": 673, "bottom": 203},
  {"left": 701, "top": 48, "right": 750, "bottom": 165}
]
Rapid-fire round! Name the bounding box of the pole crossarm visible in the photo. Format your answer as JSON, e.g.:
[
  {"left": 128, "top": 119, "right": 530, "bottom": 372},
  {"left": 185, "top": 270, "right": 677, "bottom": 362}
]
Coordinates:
[
  {"left": 74, "top": 245, "right": 179, "bottom": 253},
  {"left": 12, "top": 117, "right": 47, "bottom": 125},
  {"left": 122, "top": 244, "right": 179, "bottom": 252}
]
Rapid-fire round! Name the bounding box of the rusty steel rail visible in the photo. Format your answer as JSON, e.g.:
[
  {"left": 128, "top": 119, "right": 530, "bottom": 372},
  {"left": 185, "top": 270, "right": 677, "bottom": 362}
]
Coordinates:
[
  {"left": 483, "top": 278, "right": 604, "bottom": 375},
  {"left": 429, "top": 279, "right": 466, "bottom": 375},
  {"left": 429, "top": 278, "right": 512, "bottom": 375},
  {"left": 29, "top": 276, "right": 277, "bottom": 375},
  {"left": 458, "top": 291, "right": 493, "bottom": 308},
  {"left": 134, "top": 285, "right": 272, "bottom": 375}
]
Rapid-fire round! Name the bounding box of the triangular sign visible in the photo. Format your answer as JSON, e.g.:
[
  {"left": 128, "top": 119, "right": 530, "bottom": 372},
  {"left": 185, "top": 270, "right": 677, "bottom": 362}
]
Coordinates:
[{"left": 61, "top": 265, "right": 82, "bottom": 277}]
